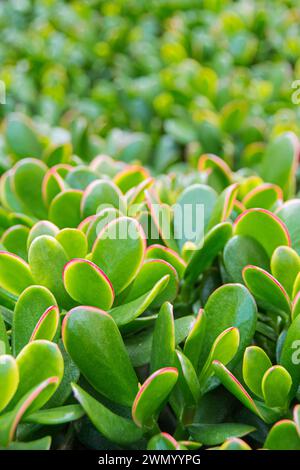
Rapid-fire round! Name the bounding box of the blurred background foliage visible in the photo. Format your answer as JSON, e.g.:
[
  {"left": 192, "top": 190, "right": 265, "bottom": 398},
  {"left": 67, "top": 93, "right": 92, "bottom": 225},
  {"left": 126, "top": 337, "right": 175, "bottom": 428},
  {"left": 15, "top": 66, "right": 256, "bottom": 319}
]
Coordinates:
[{"left": 0, "top": 0, "right": 300, "bottom": 171}]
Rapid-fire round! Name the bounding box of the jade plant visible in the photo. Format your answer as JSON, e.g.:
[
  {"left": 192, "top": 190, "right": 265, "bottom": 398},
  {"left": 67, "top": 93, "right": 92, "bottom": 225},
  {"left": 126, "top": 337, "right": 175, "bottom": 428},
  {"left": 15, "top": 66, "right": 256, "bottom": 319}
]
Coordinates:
[{"left": 0, "top": 126, "right": 299, "bottom": 451}]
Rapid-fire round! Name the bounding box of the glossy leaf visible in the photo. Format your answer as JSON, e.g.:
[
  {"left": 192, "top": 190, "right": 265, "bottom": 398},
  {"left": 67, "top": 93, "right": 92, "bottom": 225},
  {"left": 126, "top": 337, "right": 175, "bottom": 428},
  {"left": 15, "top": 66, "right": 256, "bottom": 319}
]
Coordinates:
[
  {"left": 242, "top": 346, "right": 272, "bottom": 398},
  {"left": 63, "top": 258, "right": 114, "bottom": 310},
  {"left": 185, "top": 222, "right": 232, "bottom": 283},
  {"left": 262, "top": 365, "right": 292, "bottom": 408},
  {"left": 234, "top": 208, "right": 290, "bottom": 257},
  {"left": 243, "top": 265, "right": 291, "bottom": 317},
  {"left": 0, "top": 355, "right": 19, "bottom": 413},
  {"left": 62, "top": 306, "right": 138, "bottom": 406},
  {"left": 92, "top": 217, "right": 146, "bottom": 295},
  {"left": 109, "top": 276, "right": 169, "bottom": 326},
  {"left": 132, "top": 368, "right": 178, "bottom": 428},
  {"left": 10, "top": 340, "right": 63, "bottom": 412},
  {"left": 72, "top": 383, "right": 142, "bottom": 446},
  {"left": 12, "top": 285, "right": 57, "bottom": 355},
  {"left": 125, "top": 259, "right": 178, "bottom": 308},
  {"left": 0, "top": 251, "right": 34, "bottom": 296},
  {"left": 150, "top": 302, "right": 175, "bottom": 373},
  {"left": 198, "top": 284, "right": 257, "bottom": 372}
]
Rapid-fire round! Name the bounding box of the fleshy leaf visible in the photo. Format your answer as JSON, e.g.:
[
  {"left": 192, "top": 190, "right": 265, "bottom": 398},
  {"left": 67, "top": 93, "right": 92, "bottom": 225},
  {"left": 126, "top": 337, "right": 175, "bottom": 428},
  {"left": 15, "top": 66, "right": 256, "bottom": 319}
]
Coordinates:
[
  {"left": 197, "top": 284, "right": 257, "bottom": 372},
  {"left": 242, "top": 346, "right": 272, "bottom": 398},
  {"left": 109, "top": 276, "right": 169, "bottom": 326},
  {"left": 125, "top": 259, "right": 178, "bottom": 308},
  {"left": 10, "top": 340, "right": 63, "bottom": 413},
  {"left": 223, "top": 235, "right": 269, "bottom": 283},
  {"left": 49, "top": 190, "right": 83, "bottom": 229},
  {"left": 24, "top": 404, "right": 84, "bottom": 425},
  {"left": 28, "top": 235, "right": 72, "bottom": 307},
  {"left": 234, "top": 208, "right": 290, "bottom": 257},
  {"left": 12, "top": 285, "right": 57, "bottom": 355},
  {"left": 150, "top": 302, "right": 175, "bottom": 373},
  {"left": 72, "top": 383, "right": 142, "bottom": 446},
  {"left": 55, "top": 228, "right": 88, "bottom": 259},
  {"left": 63, "top": 258, "right": 114, "bottom": 310},
  {"left": 243, "top": 265, "right": 291, "bottom": 317},
  {"left": 185, "top": 222, "right": 232, "bottom": 283},
  {"left": 62, "top": 306, "right": 138, "bottom": 407},
  {"left": 0, "top": 355, "right": 19, "bottom": 413},
  {"left": 132, "top": 367, "right": 178, "bottom": 428},
  {"left": 0, "top": 252, "right": 34, "bottom": 296},
  {"left": 271, "top": 246, "right": 300, "bottom": 298},
  {"left": 0, "top": 377, "right": 58, "bottom": 447},
  {"left": 188, "top": 423, "right": 255, "bottom": 446},
  {"left": 261, "top": 365, "right": 292, "bottom": 408},
  {"left": 92, "top": 217, "right": 146, "bottom": 295},
  {"left": 264, "top": 420, "right": 300, "bottom": 450}
]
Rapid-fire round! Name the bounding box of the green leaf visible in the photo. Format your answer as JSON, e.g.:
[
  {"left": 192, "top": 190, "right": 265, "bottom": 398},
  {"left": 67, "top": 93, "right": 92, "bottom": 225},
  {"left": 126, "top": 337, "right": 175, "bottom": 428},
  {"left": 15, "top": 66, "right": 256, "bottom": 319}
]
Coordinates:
[
  {"left": 292, "top": 292, "right": 300, "bottom": 320},
  {"left": 12, "top": 285, "right": 57, "bottom": 355},
  {"left": 219, "top": 438, "right": 251, "bottom": 450},
  {"left": 212, "top": 361, "right": 263, "bottom": 420},
  {"left": 199, "top": 327, "right": 240, "bottom": 387},
  {"left": 183, "top": 309, "right": 206, "bottom": 371},
  {"left": 10, "top": 340, "right": 63, "bottom": 413},
  {"left": 132, "top": 367, "right": 178, "bottom": 428},
  {"left": 109, "top": 276, "right": 169, "bottom": 326},
  {"left": 55, "top": 228, "right": 88, "bottom": 259},
  {"left": 0, "top": 355, "right": 19, "bottom": 413},
  {"left": 0, "top": 312, "right": 10, "bottom": 353},
  {"left": 264, "top": 420, "right": 300, "bottom": 450},
  {"left": 63, "top": 258, "right": 114, "bottom": 310},
  {"left": 81, "top": 180, "right": 126, "bottom": 218},
  {"left": 13, "top": 158, "right": 47, "bottom": 218},
  {"left": 234, "top": 208, "right": 290, "bottom": 257},
  {"left": 280, "top": 314, "right": 300, "bottom": 397},
  {"left": 147, "top": 433, "right": 179, "bottom": 450},
  {"left": 92, "top": 217, "right": 145, "bottom": 295},
  {"left": 0, "top": 251, "right": 33, "bottom": 296},
  {"left": 223, "top": 235, "right": 269, "bottom": 283},
  {"left": 208, "top": 183, "right": 238, "bottom": 230},
  {"left": 173, "top": 184, "right": 217, "bottom": 249},
  {"left": 27, "top": 220, "right": 59, "bottom": 249},
  {"left": 188, "top": 423, "right": 255, "bottom": 446},
  {"left": 145, "top": 244, "right": 186, "bottom": 278},
  {"left": 242, "top": 346, "right": 272, "bottom": 398},
  {"left": 276, "top": 200, "right": 300, "bottom": 255},
  {"left": 262, "top": 365, "right": 292, "bottom": 408},
  {"left": 0, "top": 436, "right": 52, "bottom": 450},
  {"left": 243, "top": 183, "right": 282, "bottom": 210},
  {"left": 243, "top": 265, "right": 291, "bottom": 317},
  {"left": 175, "top": 349, "right": 201, "bottom": 404},
  {"left": 198, "top": 284, "right": 257, "bottom": 372},
  {"left": 126, "top": 316, "right": 194, "bottom": 368},
  {"left": 62, "top": 306, "right": 138, "bottom": 407},
  {"left": 72, "top": 383, "right": 142, "bottom": 446},
  {"left": 5, "top": 114, "right": 43, "bottom": 160},
  {"left": 24, "top": 404, "right": 84, "bottom": 425},
  {"left": 28, "top": 235, "right": 72, "bottom": 307},
  {"left": 0, "top": 377, "right": 58, "bottom": 447},
  {"left": 150, "top": 302, "right": 175, "bottom": 373},
  {"left": 260, "top": 132, "right": 299, "bottom": 199},
  {"left": 1, "top": 225, "right": 29, "bottom": 260},
  {"left": 30, "top": 305, "right": 59, "bottom": 343},
  {"left": 271, "top": 246, "right": 300, "bottom": 298},
  {"left": 185, "top": 222, "right": 232, "bottom": 283},
  {"left": 49, "top": 190, "right": 83, "bottom": 228},
  {"left": 293, "top": 404, "right": 300, "bottom": 436},
  {"left": 125, "top": 259, "right": 178, "bottom": 308}
]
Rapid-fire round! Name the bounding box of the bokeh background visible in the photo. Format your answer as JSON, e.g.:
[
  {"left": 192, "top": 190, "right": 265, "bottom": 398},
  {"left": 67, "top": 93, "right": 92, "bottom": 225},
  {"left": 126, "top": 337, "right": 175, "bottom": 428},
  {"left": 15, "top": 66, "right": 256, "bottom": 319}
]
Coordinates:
[{"left": 1, "top": 0, "right": 300, "bottom": 171}]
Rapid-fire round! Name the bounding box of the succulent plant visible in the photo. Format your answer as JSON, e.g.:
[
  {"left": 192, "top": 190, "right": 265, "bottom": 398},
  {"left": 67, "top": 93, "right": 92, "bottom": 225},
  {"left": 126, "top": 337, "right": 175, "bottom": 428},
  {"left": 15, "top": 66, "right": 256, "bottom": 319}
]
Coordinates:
[{"left": 0, "top": 126, "right": 299, "bottom": 451}]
